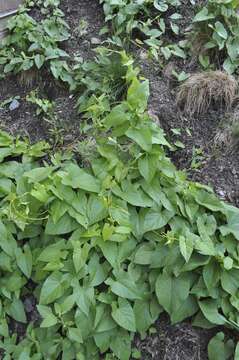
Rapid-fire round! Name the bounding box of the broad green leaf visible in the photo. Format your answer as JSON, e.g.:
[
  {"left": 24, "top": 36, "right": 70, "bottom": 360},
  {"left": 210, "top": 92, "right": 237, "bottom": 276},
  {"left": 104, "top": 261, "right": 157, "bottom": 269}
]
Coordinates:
[
  {"left": 223, "top": 257, "right": 233, "bottom": 270},
  {"left": 37, "top": 305, "right": 58, "bottom": 328},
  {"left": 40, "top": 271, "right": 66, "bottom": 305},
  {"left": 221, "top": 269, "right": 239, "bottom": 296},
  {"left": 208, "top": 332, "right": 234, "bottom": 360},
  {"left": 24, "top": 167, "right": 53, "bottom": 183},
  {"left": 215, "top": 22, "right": 228, "bottom": 40},
  {"left": 57, "top": 294, "right": 75, "bottom": 315},
  {"left": 51, "top": 200, "right": 69, "bottom": 223},
  {"left": 134, "top": 300, "right": 155, "bottom": 332},
  {"left": 87, "top": 195, "right": 108, "bottom": 225},
  {"left": 194, "top": 190, "right": 223, "bottom": 212},
  {"left": 203, "top": 260, "right": 221, "bottom": 291},
  {"left": 73, "top": 243, "right": 90, "bottom": 273},
  {"left": 126, "top": 127, "right": 152, "bottom": 152},
  {"left": 139, "top": 208, "right": 174, "bottom": 236},
  {"left": 105, "top": 276, "right": 143, "bottom": 300},
  {"left": 75, "top": 307, "right": 94, "bottom": 339},
  {"left": 112, "top": 298, "right": 136, "bottom": 332},
  {"left": 134, "top": 243, "right": 154, "bottom": 265},
  {"left": 171, "top": 295, "right": 198, "bottom": 324},
  {"left": 74, "top": 284, "right": 94, "bottom": 317},
  {"left": 8, "top": 297, "right": 27, "bottom": 323},
  {"left": 198, "top": 299, "right": 226, "bottom": 325},
  {"left": 45, "top": 213, "right": 78, "bottom": 235},
  {"left": 138, "top": 154, "right": 158, "bottom": 183},
  {"left": 193, "top": 7, "right": 214, "bottom": 22},
  {"left": 112, "top": 181, "right": 153, "bottom": 207},
  {"left": 34, "top": 54, "right": 45, "bottom": 69},
  {"left": 110, "top": 330, "right": 131, "bottom": 360},
  {"left": 94, "top": 306, "right": 116, "bottom": 333},
  {"left": 109, "top": 198, "right": 130, "bottom": 226},
  {"left": 67, "top": 327, "right": 83, "bottom": 344},
  {"left": 179, "top": 235, "right": 194, "bottom": 262},
  {"left": 155, "top": 272, "right": 190, "bottom": 317},
  {"left": 104, "top": 103, "right": 130, "bottom": 129},
  {"left": 220, "top": 208, "right": 239, "bottom": 240},
  {"left": 0, "top": 221, "right": 17, "bottom": 257},
  {"left": 127, "top": 79, "right": 149, "bottom": 113},
  {"left": 60, "top": 164, "right": 100, "bottom": 193},
  {"left": 15, "top": 245, "right": 32, "bottom": 278},
  {"left": 154, "top": 0, "right": 168, "bottom": 12}
]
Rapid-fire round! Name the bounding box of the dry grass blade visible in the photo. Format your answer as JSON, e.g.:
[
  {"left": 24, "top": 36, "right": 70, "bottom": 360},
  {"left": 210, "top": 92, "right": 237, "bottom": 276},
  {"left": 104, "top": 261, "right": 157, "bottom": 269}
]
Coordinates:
[{"left": 177, "top": 71, "right": 238, "bottom": 115}]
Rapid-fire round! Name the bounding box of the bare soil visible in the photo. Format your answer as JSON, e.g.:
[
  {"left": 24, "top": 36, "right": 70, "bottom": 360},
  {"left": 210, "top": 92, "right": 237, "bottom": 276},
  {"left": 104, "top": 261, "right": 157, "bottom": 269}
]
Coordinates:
[{"left": 0, "top": 0, "right": 239, "bottom": 359}]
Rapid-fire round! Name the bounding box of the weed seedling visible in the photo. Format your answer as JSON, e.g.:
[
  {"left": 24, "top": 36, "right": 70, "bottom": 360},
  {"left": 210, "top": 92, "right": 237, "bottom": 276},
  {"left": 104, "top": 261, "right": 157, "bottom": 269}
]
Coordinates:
[
  {"left": 26, "top": 90, "right": 54, "bottom": 117},
  {"left": 190, "top": 146, "right": 205, "bottom": 170}
]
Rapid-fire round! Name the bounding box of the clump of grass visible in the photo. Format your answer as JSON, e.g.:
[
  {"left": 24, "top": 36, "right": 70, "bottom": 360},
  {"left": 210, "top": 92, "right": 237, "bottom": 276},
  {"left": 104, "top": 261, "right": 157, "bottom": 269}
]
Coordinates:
[{"left": 177, "top": 71, "right": 238, "bottom": 115}]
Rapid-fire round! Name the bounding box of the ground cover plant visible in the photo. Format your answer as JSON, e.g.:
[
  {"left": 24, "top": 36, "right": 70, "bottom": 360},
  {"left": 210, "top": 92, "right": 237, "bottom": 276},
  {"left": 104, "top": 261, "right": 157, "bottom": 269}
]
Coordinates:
[
  {"left": 101, "top": 0, "right": 187, "bottom": 61},
  {"left": 0, "top": 0, "right": 74, "bottom": 87},
  {"left": 0, "top": 57, "right": 239, "bottom": 359},
  {"left": 1, "top": 0, "right": 239, "bottom": 359},
  {"left": 190, "top": 0, "right": 239, "bottom": 73}
]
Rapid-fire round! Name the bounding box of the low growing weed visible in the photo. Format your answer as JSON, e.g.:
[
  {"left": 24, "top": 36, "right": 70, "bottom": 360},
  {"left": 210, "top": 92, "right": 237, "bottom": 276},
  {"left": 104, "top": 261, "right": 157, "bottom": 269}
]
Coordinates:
[{"left": 26, "top": 90, "right": 55, "bottom": 117}]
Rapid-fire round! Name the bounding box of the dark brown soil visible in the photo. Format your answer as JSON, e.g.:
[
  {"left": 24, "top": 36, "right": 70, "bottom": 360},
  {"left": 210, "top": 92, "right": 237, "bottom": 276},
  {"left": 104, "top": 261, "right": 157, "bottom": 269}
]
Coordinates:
[
  {"left": 134, "top": 314, "right": 219, "bottom": 360},
  {"left": 0, "top": 0, "right": 239, "bottom": 359}
]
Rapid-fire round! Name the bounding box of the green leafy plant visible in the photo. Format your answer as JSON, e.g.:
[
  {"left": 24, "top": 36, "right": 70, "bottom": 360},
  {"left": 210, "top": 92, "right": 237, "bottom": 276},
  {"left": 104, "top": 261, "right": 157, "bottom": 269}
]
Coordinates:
[
  {"left": 26, "top": 90, "right": 66, "bottom": 147},
  {"left": 0, "top": 6, "right": 74, "bottom": 86},
  {"left": 26, "top": 90, "right": 55, "bottom": 117},
  {"left": 73, "top": 48, "right": 136, "bottom": 113},
  {"left": 101, "top": 0, "right": 186, "bottom": 61},
  {"left": 190, "top": 0, "right": 239, "bottom": 73},
  {"left": 190, "top": 146, "right": 205, "bottom": 170},
  {"left": 208, "top": 332, "right": 234, "bottom": 360},
  {"left": 0, "top": 62, "right": 239, "bottom": 359},
  {"left": 1, "top": 1, "right": 239, "bottom": 359}
]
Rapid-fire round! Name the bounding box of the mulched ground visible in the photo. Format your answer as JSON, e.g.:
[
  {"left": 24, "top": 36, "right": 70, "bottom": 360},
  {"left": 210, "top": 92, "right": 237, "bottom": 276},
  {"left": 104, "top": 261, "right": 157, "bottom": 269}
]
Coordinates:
[{"left": 0, "top": 0, "right": 239, "bottom": 358}]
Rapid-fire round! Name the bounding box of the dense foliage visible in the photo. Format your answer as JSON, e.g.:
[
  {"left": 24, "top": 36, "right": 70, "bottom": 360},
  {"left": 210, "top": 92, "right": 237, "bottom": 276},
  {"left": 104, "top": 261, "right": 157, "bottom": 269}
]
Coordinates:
[
  {"left": 0, "top": 1, "right": 73, "bottom": 86},
  {"left": 101, "top": 0, "right": 187, "bottom": 60},
  {"left": 101, "top": 0, "right": 239, "bottom": 73},
  {"left": 0, "top": 0, "right": 239, "bottom": 359},
  {"left": 0, "top": 58, "right": 238, "bottom": 358},
  {"left": 191, "top": 0, "right": 239, "bottom": 73}
]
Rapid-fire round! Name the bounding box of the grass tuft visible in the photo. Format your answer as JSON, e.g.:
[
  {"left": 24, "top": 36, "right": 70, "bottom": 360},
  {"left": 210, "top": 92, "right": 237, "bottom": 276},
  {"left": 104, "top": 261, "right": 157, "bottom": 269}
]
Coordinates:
[{"left": 177, "top": 71, "right": 237, "bottom": 115}]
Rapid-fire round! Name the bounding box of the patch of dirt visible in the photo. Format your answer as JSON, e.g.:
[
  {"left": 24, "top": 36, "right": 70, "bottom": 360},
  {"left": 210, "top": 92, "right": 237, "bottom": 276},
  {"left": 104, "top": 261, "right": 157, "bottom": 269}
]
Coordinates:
[
  {"left": 134, "top": 314, "right": 219, "bottom": 360},
  {"left": 61, "top": 0, "right": 105, "bottom": 59}
]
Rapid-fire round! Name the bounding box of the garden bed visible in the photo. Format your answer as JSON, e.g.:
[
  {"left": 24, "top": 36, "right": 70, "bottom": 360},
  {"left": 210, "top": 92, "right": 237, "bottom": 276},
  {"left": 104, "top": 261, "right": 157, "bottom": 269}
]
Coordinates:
[{"left": 0, "top": 0, "right": 239, "bottom": 359}]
